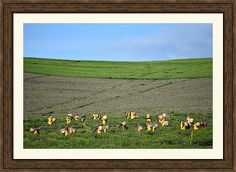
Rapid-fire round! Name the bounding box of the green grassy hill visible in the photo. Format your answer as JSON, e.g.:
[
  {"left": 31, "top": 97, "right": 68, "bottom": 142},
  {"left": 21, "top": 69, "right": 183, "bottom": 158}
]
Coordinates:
[{"left": 24, "top": 57, "right": 212, "bottom": 79}]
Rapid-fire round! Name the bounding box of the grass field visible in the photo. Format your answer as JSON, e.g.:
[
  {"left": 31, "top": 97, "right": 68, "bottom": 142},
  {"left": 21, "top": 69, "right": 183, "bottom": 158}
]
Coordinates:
[
  {"left": 24, "top": 112, "right": 212, "bottom": 149},
  {"left": 24, "top": 57, "right": 212, "bottom": 149},
  {"left": 24, "top": 57, "right": 212, "bottom": 79}
]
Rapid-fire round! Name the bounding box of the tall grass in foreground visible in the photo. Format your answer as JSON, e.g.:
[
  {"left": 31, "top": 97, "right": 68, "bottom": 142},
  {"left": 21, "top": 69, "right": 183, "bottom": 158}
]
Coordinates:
[
  {"left": 24, "top": 57, "right": 212, "bottom": 79},
  {"left": 24, "top": 112, "right": 212, "bottom": 149}
]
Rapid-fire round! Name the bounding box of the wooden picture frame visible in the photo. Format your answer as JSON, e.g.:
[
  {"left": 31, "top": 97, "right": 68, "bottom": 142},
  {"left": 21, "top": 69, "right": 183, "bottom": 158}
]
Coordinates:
[{"left": 0, "top": 0, "right": 235, "bottom": 171}]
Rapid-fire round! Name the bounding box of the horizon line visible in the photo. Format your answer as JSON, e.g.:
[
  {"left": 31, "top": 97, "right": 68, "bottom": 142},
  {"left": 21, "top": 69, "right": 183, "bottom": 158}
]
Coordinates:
[{"left": 24, "top": 56, "right": 213, "bottom": 62}]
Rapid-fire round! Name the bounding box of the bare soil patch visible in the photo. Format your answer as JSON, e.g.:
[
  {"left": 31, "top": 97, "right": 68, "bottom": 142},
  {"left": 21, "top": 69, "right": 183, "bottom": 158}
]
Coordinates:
[{"left": 24, "top": 73, "right": 212, "bottom": 117}]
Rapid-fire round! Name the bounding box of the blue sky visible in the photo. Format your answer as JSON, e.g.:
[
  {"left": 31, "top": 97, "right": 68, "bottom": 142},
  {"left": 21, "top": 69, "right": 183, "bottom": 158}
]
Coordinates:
[{"left": 24, "top": 23, "right": 212, "bottom": 61}]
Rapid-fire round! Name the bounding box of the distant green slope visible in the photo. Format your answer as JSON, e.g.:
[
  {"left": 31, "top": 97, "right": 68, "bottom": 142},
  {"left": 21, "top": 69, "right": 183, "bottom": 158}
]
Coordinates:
[{"left": 24, "top": 57, "right": 212, "bottom": 79}]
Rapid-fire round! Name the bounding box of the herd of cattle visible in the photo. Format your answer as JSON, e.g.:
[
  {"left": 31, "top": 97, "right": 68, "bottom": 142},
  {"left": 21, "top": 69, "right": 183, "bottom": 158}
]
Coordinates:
[{"left": 29, "top": 111, "right": 207, "bottom": 136}]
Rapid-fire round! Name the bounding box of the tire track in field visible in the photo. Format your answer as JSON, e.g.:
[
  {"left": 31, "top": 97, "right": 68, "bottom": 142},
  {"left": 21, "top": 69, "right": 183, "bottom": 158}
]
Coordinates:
[
  {"left": 28, "top": 79, "right": 183, "bottom": 114},
  {"left": 72, "top": 81, "right": 175, "bottom": 110},
  {"left": 28, "top": 79, "right": 134, "bottom": 114},
  {"left": 87, "top": 79, "right": 190, "bottom": 108},
  {"left": 24, "top": 75, "right": 48, "bottom": 81},
  {"left": 138, "top": 82, "right": 173, "bottom": 93},
  {"left": 27, "top": 78, "right": 196, "bottom": 114},
  {"left": 65, "top": 80, "right": 135, "bottom": 111}
]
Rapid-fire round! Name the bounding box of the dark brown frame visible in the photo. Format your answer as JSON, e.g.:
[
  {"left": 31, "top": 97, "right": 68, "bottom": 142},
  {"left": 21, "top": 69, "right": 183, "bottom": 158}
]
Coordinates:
[{"left": 0, "top": 0, "right": 235, "bottom": 171}]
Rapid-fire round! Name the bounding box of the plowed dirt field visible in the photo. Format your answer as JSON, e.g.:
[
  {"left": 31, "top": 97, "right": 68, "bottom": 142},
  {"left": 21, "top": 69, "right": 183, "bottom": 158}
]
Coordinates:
[{"left": 24, "top": 73, "right": 212, "bottom": 117}]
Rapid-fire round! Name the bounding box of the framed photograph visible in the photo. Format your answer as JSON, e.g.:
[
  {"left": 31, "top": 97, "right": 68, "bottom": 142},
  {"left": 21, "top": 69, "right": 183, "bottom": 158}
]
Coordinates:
[{"left": 1, "top": 0, "right": 235, "bottom": 171}]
